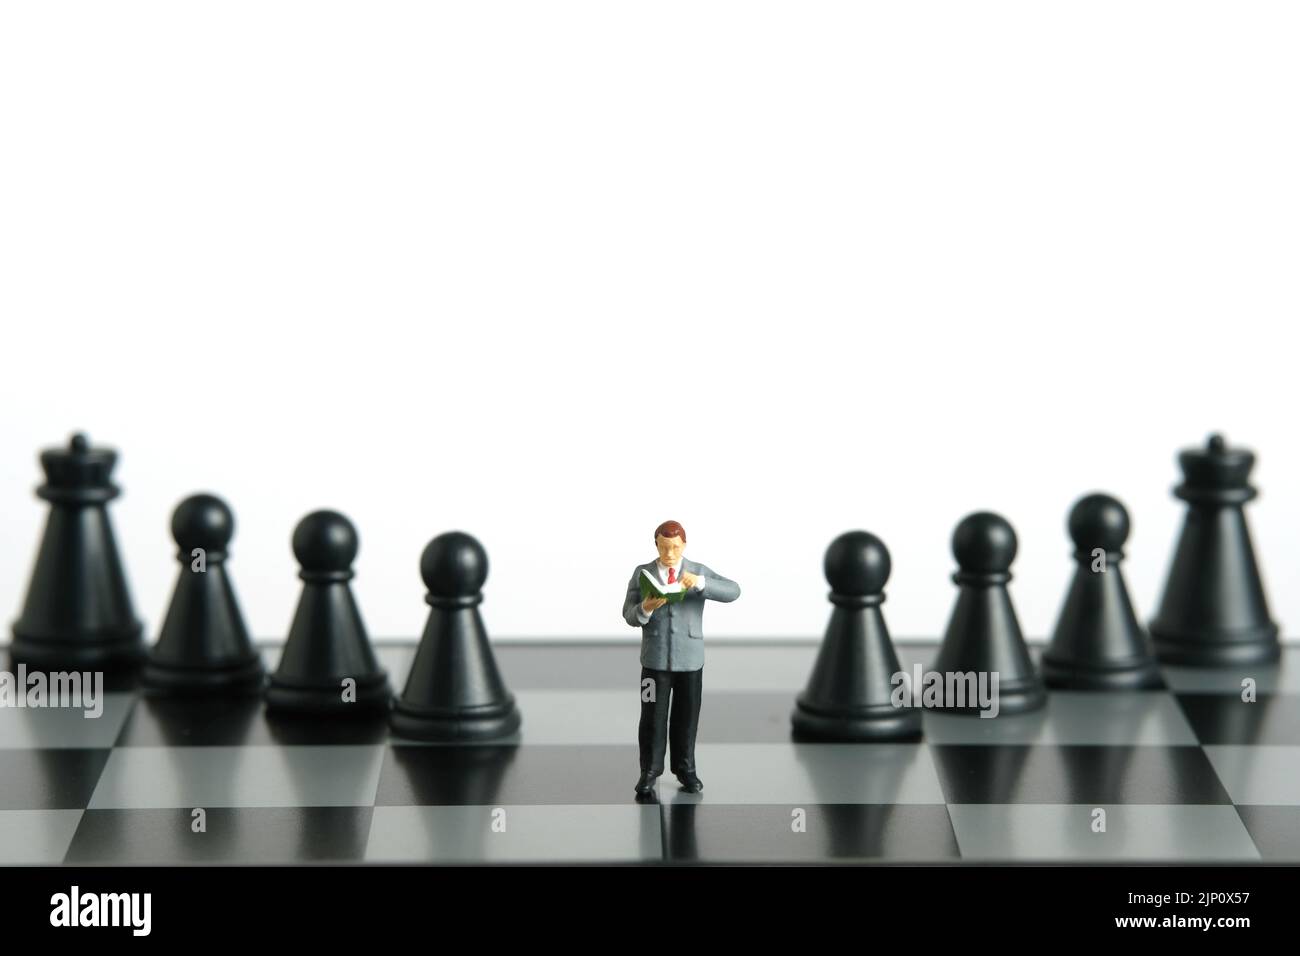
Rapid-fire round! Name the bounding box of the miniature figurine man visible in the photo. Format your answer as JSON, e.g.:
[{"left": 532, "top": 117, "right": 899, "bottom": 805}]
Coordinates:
[{"left": 623, "top": 520, "right": 740, "bottom": 795}]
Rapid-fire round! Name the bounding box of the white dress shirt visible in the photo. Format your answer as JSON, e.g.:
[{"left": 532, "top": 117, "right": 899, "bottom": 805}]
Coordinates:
[{"left": 636, "top": 560, "right": 706, "bottom": 624}]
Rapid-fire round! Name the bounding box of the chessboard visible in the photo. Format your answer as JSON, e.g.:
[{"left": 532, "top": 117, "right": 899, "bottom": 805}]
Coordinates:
[{"left": 2, "top": 639, "right": 1297, "bottom": 865}]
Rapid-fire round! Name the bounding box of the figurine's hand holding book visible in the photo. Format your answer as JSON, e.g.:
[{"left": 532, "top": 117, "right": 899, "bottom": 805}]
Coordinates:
[{"left": 639, "top": 570, "right": 687, "bottom": 614}]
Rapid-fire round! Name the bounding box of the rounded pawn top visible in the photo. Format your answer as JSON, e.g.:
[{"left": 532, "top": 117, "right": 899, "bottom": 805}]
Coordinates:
[
  {"left": 293, "top": 510, "right": 358, "bottom": 573},
  {"left": 420, "top": 531, "right": 488, "bottom": 598},
  {"left": 172, "top": 493, "right": 235, "bottom": 552},
  {"left": 1068, "top": 492, "right": 1129, "bottom": 553},
  {"left": 824, "top": 530, "right": 891, "bottom": 596},
  {"left": 952, "top": 511, "right": 1017, "bottom": 573},
  {"left": 69, "top": 432, "right": 90, "bottom": 453}
]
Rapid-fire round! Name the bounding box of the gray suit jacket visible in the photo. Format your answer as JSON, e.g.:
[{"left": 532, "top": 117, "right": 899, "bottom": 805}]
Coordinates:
[{"left": 622, "top": 558, "right": 741, "bottom": 672}]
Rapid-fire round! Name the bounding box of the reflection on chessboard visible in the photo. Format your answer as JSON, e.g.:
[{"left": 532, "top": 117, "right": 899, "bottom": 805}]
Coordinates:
[{"left": 1, "top": 642, "right": 1298, "bottom": 864}]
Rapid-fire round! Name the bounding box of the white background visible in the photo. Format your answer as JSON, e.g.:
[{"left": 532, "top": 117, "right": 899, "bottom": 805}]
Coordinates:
[{"left": 1, "top": 1, "right": 1297, "bottom": 644}]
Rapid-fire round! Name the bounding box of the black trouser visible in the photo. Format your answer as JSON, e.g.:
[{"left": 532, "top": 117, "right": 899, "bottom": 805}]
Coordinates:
[{"left": 639, "top": 667, "right": 703, "bottom": 775}]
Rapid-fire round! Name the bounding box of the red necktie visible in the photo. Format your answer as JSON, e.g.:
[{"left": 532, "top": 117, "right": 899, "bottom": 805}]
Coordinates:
[{"left": 667, "top": 567, "right": 676, "bottom": 585}]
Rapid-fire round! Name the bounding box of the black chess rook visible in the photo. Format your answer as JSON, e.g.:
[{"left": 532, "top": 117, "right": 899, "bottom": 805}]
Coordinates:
[
  {"left": 1150, "top": 434, "right": 1281, "bottom": 666},
  {"left": 10, "top": 433, "right": 144, "bottom": 671}
]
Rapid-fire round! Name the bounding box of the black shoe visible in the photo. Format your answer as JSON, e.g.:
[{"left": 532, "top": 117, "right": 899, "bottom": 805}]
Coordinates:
[
  {"left": 635, "top": 771, "right": 660, "bottom": 794},
  {"left": 675, "top": 770, "right": 703, "bottom": 793}
]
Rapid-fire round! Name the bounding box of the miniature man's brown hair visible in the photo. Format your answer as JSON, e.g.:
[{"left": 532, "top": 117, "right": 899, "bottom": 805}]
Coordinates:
[{"left": 654, "top": 520, "right": 687, "bottom": 543}]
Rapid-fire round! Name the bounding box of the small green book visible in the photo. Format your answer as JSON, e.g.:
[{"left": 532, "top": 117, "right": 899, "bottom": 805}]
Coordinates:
[{"left": 640, "top": 569, "right": 688, "bottom": 605}]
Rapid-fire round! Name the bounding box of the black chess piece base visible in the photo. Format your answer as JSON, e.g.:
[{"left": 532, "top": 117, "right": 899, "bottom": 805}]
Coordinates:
[
  {"left": 1149, "top": 626, "right": 1281, "bottom": 667},
  {"left": 389, "top": 698, "right": 521, "bottom": 742},
  {"left": 1041, "top": 654, "right": 1164, "bottom": 690},
  {"left": 266, "top": 672, "right": 392, "bottom": 714},
  {"left": 924, "top": 675, "right": 1046, "bottom": 716},
  {"left": 1034, "top": 642, "right": 1170, "bottom": 686},
  {"left": 141, "top": 655, "right": 265, "bottom": 695},
  {"left": 9, "top": 628, "right": 144, "bottom": 672},
  {"left": 791, "top": 701, "right": 921, "bottom": 742}
]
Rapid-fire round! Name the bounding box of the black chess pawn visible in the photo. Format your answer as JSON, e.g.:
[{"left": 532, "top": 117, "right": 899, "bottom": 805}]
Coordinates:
[
  {"left": 791, "top": 531, "right": 921, "bottom": 741},
  {"left": 1041, "top": 494, "right": 1163, "bottom": 690},
  {"left": 10, "top": 433, "right": 144, "bottom": 671},
  {"left": 1150, "top": 434, "right": 1281, "bottom": 666},
  {"left": 142, "top": 494, "right": 265, "bottom": 694},
  {"left": 266, "top": 510, "right": 390, "bottom": 715},
  {"left": 929, "top": 512, "right": 1045, "bottom": 715},
  {"left": 390, "top": 531, "right": 521, "bottom": 741}
]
